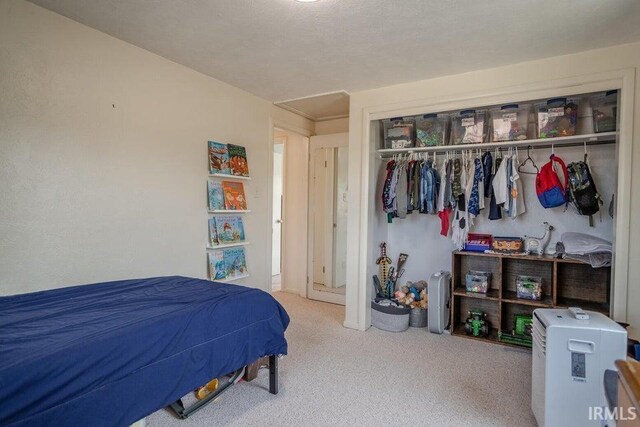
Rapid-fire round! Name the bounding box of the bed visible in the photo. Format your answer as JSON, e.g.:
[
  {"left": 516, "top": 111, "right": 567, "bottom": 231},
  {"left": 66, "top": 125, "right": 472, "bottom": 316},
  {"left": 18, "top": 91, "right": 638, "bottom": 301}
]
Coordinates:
[{"left": 0, "top": 276, "right": 290, "bottom": 427}]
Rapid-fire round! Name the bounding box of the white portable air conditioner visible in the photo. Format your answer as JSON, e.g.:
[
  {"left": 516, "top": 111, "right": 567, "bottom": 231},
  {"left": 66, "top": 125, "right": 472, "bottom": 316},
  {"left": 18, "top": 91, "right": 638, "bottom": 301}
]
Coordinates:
[{"left": 531, "top": 308, "right": 627, "bottom": 427}]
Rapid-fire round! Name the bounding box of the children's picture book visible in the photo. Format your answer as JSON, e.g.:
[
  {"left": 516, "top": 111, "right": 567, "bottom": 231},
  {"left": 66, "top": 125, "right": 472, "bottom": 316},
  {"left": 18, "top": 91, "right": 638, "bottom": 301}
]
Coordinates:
[
  {"left": 215, "top": 215, "right": 245, "bottom": 244},
  {"left": 208, "top": 217, "right": 219, "bottom": 246},
  {"left": 223, "top": 247, "right": 247, "bottom": 279},
  {"left": 208, "top": 250, "right": 226, "bottom": 280},
  {"left": 228, "top": 144, "right": 250, "bottom": 177},
  {"left": 222, "top": 181, "right": 247, "bottom": 210},
  {"left": 208, "top": 180, "right": 225, "bottom": 211},
  {"left": 208, "top": 141, "right": 230, "bottom": 175}
]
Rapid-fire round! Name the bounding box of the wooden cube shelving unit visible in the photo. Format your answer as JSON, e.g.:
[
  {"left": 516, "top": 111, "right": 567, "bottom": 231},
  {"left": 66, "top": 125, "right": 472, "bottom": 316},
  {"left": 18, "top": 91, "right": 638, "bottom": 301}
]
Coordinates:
[{"left": 450, "top": 251, "right": 611, "bottom": 348}]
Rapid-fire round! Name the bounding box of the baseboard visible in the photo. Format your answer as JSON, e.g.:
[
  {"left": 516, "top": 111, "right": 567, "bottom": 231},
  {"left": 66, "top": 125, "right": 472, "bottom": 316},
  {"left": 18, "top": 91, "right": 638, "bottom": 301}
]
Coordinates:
[
  {"left": 343, "top": 319, "right": 365, "bottom": 331},
  {"left": 280, "top": 288, "right": 300, "bottom": 296}
]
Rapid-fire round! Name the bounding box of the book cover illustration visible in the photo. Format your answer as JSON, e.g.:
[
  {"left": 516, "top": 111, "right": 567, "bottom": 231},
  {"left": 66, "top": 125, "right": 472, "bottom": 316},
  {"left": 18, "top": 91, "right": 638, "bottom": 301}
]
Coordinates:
[
  {"left": 208, "top": 250, "right": 226, "bottom": 280},
  {"left": 215, "top": 215, "right": 245, "bottom": 244},
  {"left": 223, "top": 247, "right": 247, "bottom": 279},
  {"left": 222, "top": 181, "right": 248, "bottom": 210},
  {"left": 208, "top": 141, "right": 230, "bottom": 175},
  {"left": 208, "top": 180, "right": 225, "bottom": 211},
  {"left": 208, "top": 217, "right": 219, "bottom": 246},
  {"left": 227, "top": 144, "right": 250, "bottom": 177}
]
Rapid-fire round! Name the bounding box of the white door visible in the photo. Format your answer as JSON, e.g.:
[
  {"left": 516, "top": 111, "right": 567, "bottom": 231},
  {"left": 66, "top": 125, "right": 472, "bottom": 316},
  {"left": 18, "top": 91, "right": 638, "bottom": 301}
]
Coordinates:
[
  {"left": 307, "top": 133, "right": 348, "bottom": 305},
  {"left": 272, "top": 141, "right": 284, "bottom": 287}
]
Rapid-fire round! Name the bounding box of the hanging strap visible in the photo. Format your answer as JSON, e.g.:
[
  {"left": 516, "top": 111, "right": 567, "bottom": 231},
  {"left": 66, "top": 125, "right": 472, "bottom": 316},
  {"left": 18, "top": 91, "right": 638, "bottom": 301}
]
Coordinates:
[{"left": 550, "top": 154, "right": 569, "bottom": 192}]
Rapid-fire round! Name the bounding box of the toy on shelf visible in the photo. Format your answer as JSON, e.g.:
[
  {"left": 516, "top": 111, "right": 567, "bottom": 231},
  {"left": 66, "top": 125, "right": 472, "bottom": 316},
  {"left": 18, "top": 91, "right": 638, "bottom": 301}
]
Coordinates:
[
  {"left": 491, "top": 237, "right": 524, "bottom": 254},
  {"left": 464, "top": 310, "right": 490, "bottom": 337},
  {"left": 524, "top": 222, "right": 554, "bottom": 255},
  {"left": 499, "top": 314, "right": 533, "bottom": 347},
  {"left": 516, "top": 276, "right": 543, "bottom": 301},
  {"left": 464, "top": 233, "right": 492, "bottom": 252}
]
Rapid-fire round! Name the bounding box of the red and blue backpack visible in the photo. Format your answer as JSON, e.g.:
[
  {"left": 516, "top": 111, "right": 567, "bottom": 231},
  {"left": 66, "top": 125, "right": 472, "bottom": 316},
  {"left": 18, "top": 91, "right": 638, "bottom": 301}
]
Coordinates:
[{"left": 536, "top": 154, "right": 568, "bottom": 208}]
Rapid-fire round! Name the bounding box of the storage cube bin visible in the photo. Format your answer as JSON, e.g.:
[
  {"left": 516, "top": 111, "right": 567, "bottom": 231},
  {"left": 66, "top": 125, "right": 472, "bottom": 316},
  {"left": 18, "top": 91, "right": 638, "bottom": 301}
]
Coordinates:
[
  {"left": 382, "top": 118, "right": 415, "bottom": 149},
  {"left": 450, "top": 110, "right": 488, "bottom": 144},
  {"left": 465, "top": 271, "right": 491, "bottom": 294},
  {"left": 591, "top": 90, "right": 618, "bottom": 133},
  {"left": 536, "top": 97, "right": 579, "bottom": 139},
  {"left": 415, "top": 114, "right": 449, "bottom": 147},
  {"left": 516, "top": 275, "right": 543, "bottom": 300},
  {"left": 491, "top": 104, "right": 530, "bottom": 141}
]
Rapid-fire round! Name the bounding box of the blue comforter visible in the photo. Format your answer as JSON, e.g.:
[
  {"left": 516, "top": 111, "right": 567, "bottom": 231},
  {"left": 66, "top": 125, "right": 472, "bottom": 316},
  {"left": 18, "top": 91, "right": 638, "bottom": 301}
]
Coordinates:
[{"left": 0, "top": 276, "right": 289, "bottom": 427}]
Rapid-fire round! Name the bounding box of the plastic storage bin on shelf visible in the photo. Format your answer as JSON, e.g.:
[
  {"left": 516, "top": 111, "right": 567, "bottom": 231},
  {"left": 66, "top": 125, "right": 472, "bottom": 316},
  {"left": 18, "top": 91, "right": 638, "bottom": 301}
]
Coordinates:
[
  {"left": 591, "top": 90, "right": 618, "bottom": 133},
  {"left": 450, "top": 109, "right": 488, "bottom": 144},
  {"left": 490, "top": 104, "right": 530, "bottom": 141},
  {"left": 516, "top": 275, "right": 543, "bottom": 300},
  {"left": 382, "top": 118, "right": 415, "bottom": 149},
  {"left": 465, "top": 271, "right": 491, "bottom": 294},
  {"left": 415, "top": 114, "right": 449, "bottom": 147},
  {"left": 535, "top": 97, "right": 579, "bottom": 139}
]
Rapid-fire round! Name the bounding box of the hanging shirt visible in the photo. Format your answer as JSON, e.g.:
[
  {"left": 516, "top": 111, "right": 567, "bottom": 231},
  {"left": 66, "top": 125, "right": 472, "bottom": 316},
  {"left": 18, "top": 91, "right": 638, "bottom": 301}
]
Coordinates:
[
  {"left": 451, "top": 206, "right": 469, "bottom": 250},
  {"left": 396, "top": 161, "right": 408, "bottom": 219},
  {"left": 382, "top": 160, "right": 396, "bottom": 214},
  {"left": 468, "top": 158, "right": 483, "bottom": 216},
  {"left": 482, "top": 152, "right": 493, "bottom": 196},
  {"left": 509, "top": 154, "right": 526, "bottom": 218},
  {"left": 488, "top": 156, "right": 503, "bottom": 220},
  {"left": 493, "top": 155, "right": 509, "bottom": 207}
]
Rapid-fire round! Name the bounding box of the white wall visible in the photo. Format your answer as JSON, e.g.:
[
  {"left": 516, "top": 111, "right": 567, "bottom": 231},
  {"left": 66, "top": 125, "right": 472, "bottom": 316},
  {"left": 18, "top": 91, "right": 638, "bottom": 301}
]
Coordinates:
[
  {"left": 0, "top": 0, "right": 312, "bottom": 295},
  {"left": 346, "top": 42, "right": 640, "bottom": 339},
  {"left": 315, "top": 117, "right": 349, "bottom": 135}
]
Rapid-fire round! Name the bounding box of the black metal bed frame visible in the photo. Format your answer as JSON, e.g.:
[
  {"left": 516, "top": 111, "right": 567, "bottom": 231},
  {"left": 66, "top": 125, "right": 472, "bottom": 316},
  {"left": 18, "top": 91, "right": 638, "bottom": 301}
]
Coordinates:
[{"left": 167, "top": 355, "right": 279, "bottom": 419}]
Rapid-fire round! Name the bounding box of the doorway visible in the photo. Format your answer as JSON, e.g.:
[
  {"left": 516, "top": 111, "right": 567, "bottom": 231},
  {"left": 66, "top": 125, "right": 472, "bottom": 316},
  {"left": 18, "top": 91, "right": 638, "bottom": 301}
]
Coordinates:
[
  {"left": 272, "top": 128, "right": 310, "bottom": 296},
  {"left": 307, "top": 133, "right": 349, "bottom": 305},
  {"left": 272, "top": 140, "right": 284, "bottom": 291}
]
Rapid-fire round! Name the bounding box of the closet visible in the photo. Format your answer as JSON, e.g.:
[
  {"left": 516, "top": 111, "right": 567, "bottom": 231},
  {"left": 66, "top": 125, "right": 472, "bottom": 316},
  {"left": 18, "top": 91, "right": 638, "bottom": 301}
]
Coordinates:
[{"left": 366, "top": 90, "right": 620, "bottom": 344}]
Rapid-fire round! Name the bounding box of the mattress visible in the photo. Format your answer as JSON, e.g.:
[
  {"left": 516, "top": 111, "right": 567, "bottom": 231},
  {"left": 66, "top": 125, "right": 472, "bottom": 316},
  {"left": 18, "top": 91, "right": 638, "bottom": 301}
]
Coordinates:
[{"left": 0, "top": 276, "right": 289, "bottom": 427}]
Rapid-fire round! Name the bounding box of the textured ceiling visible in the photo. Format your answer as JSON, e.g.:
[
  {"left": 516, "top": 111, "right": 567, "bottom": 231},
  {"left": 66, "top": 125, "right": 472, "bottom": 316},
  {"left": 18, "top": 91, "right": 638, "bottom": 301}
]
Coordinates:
[{"left": 29, "top": 0, "right": 640, "bottom": 102}]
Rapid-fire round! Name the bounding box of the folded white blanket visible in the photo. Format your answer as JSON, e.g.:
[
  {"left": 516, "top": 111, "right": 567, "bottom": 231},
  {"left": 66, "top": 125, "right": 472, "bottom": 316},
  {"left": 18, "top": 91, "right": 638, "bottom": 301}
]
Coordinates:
[{"left": 561, "top": 232, "right": 612, "bottom": 255}]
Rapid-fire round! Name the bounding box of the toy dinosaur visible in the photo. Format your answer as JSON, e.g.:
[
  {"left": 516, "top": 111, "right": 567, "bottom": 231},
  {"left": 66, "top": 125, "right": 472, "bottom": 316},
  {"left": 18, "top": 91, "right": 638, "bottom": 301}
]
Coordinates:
[{"left": 524, "top": 222, "right": 554, "bottom": 255}]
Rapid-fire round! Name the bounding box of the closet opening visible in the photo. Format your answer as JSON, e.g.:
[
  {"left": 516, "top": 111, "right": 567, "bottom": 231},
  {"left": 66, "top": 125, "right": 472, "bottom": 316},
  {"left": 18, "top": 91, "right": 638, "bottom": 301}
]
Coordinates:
[{"left": 361, "top": 87, "right": 627, "bottom": 342}]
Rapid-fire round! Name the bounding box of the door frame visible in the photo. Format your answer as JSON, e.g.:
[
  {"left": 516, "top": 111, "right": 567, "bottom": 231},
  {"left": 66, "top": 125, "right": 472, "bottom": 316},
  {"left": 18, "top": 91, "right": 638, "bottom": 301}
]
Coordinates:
[
  {"left": 272, "top": 137, "right": 286, "bottom": 279},
  {"left": 269, "top": 122, "right": 311, "bottom": 297},
  {"left": 307, "top": 132, "right": 349, "bottom": 305}
]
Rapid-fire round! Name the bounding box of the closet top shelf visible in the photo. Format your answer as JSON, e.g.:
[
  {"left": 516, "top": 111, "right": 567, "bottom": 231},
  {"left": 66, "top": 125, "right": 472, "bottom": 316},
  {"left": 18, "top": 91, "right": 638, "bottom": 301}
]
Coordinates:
[{"left": 377, "top": 131, "right": 617, "bottom": 158}]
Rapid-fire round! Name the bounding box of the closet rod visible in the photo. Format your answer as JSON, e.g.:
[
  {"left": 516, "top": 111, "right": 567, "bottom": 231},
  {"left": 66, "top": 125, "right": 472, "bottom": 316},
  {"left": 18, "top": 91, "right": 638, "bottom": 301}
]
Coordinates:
[{"left": 377, "top": 131, "right": 617, "bottom": 159}]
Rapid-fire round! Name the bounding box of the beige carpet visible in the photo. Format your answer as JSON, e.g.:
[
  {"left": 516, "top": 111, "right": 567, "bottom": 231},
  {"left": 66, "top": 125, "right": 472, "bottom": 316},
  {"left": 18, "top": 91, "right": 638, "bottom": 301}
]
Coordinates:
[{"left": 147, "top": 292, "right": 536, "bottom": 426}]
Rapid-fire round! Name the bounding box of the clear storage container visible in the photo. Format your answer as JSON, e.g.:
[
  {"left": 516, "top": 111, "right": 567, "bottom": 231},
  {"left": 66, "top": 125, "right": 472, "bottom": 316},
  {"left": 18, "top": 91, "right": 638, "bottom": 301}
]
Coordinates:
[
  {"left": 465, "top": 270, "right": 492, "bottom": 294},
  {"left": 382, "top": 118, "right": 415, "bottom": 149},
  {"left": 450, "top": 110, "right": 488, "bottom": 144},
  {"left": 415, "top": 114, "right": 449, "bottom": 147},
  {"left": 591, "top": 90, "right": 618, "bottom": 133},
  {"left": 491, "top": 104, "right": 530, "bottom": 141},
  {"left": 536, "top": 97, "right": 579, "bottom": 139},
  {"left": 516, "top": 275, "right": 543, "bottom": 300}
]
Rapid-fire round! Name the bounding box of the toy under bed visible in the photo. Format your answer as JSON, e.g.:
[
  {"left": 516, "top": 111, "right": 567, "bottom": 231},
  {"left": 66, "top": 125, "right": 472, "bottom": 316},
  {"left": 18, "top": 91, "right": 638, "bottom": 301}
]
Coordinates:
[{"left": 0, "top": 276, "right": 289, "bottom": 427}]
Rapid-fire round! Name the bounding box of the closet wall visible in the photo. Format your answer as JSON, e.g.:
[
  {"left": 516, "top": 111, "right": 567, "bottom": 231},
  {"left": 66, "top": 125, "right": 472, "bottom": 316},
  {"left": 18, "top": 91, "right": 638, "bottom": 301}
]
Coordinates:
[{"left": 345, "top": 41, "right": 640, "bottom": 339}]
